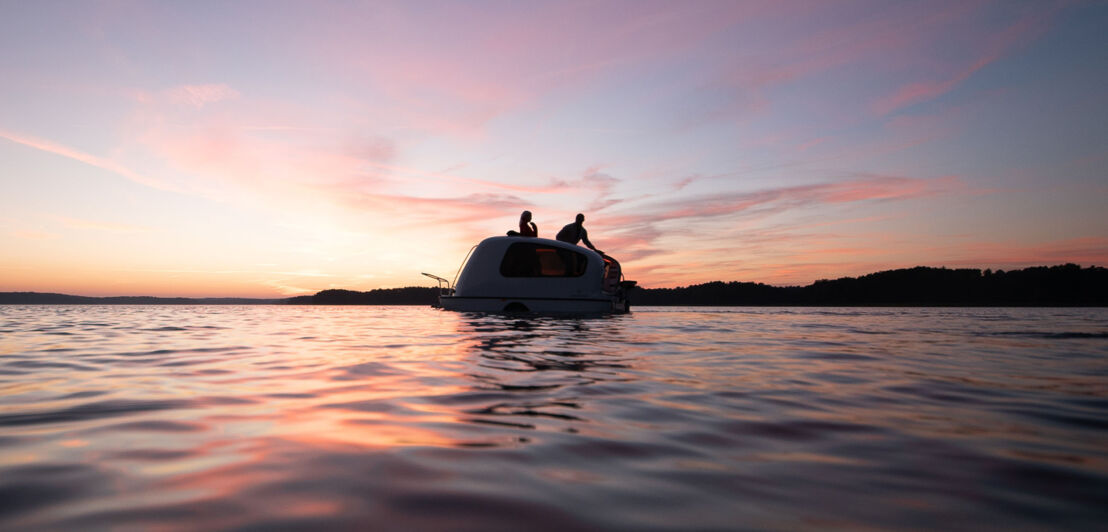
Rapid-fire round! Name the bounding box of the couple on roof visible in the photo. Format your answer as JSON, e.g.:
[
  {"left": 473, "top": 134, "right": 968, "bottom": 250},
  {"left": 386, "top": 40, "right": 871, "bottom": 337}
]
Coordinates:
[{"left": 515, "top": 211, "right": 602, "bottom": 255}]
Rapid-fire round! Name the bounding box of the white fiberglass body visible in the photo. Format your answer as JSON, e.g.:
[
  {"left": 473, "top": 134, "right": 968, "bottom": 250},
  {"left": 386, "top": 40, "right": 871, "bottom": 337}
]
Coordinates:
[{"left": 430, "top": 236, "right": 633, "bottom": 313}]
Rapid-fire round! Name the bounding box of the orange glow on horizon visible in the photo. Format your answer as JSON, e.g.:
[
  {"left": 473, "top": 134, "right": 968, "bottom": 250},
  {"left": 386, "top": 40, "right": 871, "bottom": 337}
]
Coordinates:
[{"left": 2, "top": 2, "right": 1104, "bottom": 296}]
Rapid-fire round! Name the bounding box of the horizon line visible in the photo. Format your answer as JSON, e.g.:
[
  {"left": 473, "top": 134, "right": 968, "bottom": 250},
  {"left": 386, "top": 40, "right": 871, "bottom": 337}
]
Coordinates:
[{"left": 2, "top": 262, "right": 1101, "bottom": 300}]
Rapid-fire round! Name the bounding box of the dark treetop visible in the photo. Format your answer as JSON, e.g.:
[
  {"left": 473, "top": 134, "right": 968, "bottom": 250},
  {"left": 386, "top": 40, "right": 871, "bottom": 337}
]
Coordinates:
[
  {"left": 633, "top": 264, "right": 1107, "bottom": 306},
  {"left": 2, "top": 264, "right": 1105, "bottom": 306},
  {"left": 0, "top": 293, "right": 283, "bottom": 305}
]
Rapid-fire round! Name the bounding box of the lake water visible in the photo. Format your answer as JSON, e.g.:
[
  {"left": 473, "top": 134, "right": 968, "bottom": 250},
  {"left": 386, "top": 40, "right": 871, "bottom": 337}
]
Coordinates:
[{"left": 0, "top": 305, "right": 1105, "bottom": 530}]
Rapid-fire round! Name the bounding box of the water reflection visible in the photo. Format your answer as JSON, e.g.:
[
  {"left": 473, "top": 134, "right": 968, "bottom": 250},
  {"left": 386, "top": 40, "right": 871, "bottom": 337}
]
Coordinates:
[
  {"left": 452, "top": 314, "right": 635, "bottom": 436},
  {"left": 1, "top": 306, "right": 1106, "bottom": 530}
]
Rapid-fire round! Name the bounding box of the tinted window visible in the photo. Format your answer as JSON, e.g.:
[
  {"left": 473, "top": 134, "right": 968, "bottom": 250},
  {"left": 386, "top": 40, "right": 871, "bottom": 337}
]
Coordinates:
[{"left": 499, "top": 243, "right": 588, "bottom": 277}]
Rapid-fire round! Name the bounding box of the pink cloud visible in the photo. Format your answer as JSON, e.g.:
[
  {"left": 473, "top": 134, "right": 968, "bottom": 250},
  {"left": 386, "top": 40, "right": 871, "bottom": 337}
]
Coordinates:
[
  {"left": 936, "top": 237, "right": 1108, "bottom": 268},
  {"left": 873, "top": 78, "right": 965, "bottom": 118},
  {"left": 690, "top": 2, "right": 986, "bottom": 125},
  {"left": 117, "top": 94, "right": 591, "bottom": 244},
  {"left": 8, "top": 229, "right": 60, "bottom": 241},
  {"left": 295, "top": 2, "right": 764, "bottom": 137},
  {"left": 679, "top": 1, "right": 1060, "bottom": 130},
  {"left": 638, "top": 174, "right": 963, "bottom": 224},
  {"left": 123, "top": 92, "right": 574, "bottom": 200},
  {"left": 357, "top": 160, "right": 571, "bottom": 196},
  {"left": 130, "top": 84, "right": 241, "bottom": 108},
  {"left": 871, "top": 4, "right": 1056, "bottom": 115},
  {"left": 320, "top": 186, "right": 527, "bottom": 226},
  {"left": 820, "top": 175, "right": 961, "bottom": 203},
  {"left": 0, "top": 127, "right": 179, "bottom": 192},
  {"left": 164, "top": 84, "right": 240, "bottom": 108},
  {"left": 582, "top": 174, "right": 969, "bottom": 286},
  {"left": 634, "top": 230, "right": 1108, "bottom": 289},
  {"left": 53, "top": 215, "right": 151, "bottom": 233},
  {"left": 344, "top": 136, "right": 396, "bottom": 164},
  {"left": 796, "top": 137, "right": 829, "bottom": 152}
]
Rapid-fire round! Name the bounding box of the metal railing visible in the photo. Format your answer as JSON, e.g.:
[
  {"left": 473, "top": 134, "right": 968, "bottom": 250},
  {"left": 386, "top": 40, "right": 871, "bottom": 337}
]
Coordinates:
[{"left": 421, "top": 273, "right": 453, "bottom": 296}]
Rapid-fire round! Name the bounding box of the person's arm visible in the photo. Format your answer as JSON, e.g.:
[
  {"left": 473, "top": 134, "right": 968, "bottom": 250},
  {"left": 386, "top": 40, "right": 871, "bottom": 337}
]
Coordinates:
[
  {"left": 530, "top": 222, "right": 538, "bottom": 236},
  {"left": 581, "top": 228, "right": 598, "bottom": 251}
]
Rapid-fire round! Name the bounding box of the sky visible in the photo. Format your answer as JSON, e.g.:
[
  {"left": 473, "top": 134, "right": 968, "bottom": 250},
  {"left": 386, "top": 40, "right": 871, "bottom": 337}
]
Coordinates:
[{"left": 1, "top": 0, "right": 1106, "bottom": 297}]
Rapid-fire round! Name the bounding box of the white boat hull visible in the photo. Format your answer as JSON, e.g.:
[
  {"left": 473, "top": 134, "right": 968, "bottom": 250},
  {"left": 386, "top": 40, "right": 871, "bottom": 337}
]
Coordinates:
[
  {"left": 439, "top": 295, "right": 627, "bottom": 314},
  {"left": 428, "top": 236, "right": 634, "bottom": 314}
]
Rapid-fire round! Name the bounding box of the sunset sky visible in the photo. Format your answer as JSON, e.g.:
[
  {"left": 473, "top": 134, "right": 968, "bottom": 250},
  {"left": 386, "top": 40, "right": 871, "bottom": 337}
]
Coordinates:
[{"left": 2, "top": 1, "right": 1105, "bottom": 297}]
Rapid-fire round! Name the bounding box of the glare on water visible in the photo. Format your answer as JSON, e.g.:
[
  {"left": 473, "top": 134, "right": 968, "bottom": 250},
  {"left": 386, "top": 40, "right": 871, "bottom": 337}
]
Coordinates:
[{"left": 0, "top": 305, "right": 1106, "bottom": 530}]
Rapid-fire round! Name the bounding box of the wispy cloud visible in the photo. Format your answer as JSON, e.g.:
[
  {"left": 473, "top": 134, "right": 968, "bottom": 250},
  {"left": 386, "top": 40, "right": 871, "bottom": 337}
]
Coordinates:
[
  {"left": 162, "top": 84, "right": 240, "bottom": 108},
  {"left": 630, "top": 174, "right": 962, "bottom": 225},
  {"left": 587, "top": 174, "right": 967, "bottom": 285},
  {"left": 8, "top": 229, "right": 60, "bottom": 241},
  {"left": 53, "top": 216, "right": 151, "bottom": 233},
  {"left": 296, "top": 1, "right": 757, "bottom": 138},
  {"left": 936, "top": 236, "right": 1108, "bottom": 268},
  {"left": 683, "top": 2, "right": 973, "bottom": 125},
  {"left": 2, "top": 1, "right": 1099, "bottom": 294},
  {"left": 628, "top": 234, "right": 1108, "bottom": 289},
  {"left": 0, "top": 127, "right": 179, "bottom": 193},
  {"left": 318, "top": 185, "right": 528, "bottom": 227},
  {"left": 871, "top": 5, "right": 1056, "bottom": 115}
]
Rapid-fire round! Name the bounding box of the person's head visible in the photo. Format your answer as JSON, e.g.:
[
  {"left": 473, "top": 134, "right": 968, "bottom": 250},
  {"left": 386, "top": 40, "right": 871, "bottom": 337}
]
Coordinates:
[
  {"left": 575, "top": 213, "right": 585, "bottom": 224},
  {"left": 521, "top": 210, "right": 532, "bottom": 222}
]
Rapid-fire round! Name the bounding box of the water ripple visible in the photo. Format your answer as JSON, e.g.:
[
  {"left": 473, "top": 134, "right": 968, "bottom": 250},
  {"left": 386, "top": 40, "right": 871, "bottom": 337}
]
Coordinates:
[{"left": 0, "top": 305, "right": 1105, "bottom": 530}]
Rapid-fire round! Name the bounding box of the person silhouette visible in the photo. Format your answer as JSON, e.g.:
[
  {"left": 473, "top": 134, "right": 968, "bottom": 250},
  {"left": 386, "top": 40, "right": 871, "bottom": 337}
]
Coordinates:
[
  {"left": 556, "top": 213, "right": 601, "bottom": 253},
  {"left": 518, "top": 210, "right": 538, "bottom": 237}
]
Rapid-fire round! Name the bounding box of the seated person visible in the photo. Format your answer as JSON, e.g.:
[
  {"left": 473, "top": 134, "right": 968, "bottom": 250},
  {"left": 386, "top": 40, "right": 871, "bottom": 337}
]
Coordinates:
[
  {"left": 509, "top": 210, "right": 538, "bottom": 237},
  {"left": 520, "top": 210, "right": 538, "bottom": 237},
  {"left": 555, "top": 213, "right": 600, "bottom": 253}
]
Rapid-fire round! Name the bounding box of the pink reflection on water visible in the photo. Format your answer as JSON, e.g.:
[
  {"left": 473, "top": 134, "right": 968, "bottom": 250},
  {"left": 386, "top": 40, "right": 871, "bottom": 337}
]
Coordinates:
[{"left": 2, "top": 306, "right": 1107, "bottom": 530}]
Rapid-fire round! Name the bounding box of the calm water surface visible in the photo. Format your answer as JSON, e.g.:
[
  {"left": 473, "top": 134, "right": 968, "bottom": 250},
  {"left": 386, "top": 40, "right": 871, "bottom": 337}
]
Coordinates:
[{"left": 0, "top": 305, "right": 1105, "bottom": 530}]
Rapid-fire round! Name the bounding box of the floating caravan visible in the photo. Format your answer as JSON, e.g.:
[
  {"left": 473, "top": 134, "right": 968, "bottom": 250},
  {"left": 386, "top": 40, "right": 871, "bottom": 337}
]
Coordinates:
[{"left": 423, "top": 236, "right": 635, "bottom": 313}]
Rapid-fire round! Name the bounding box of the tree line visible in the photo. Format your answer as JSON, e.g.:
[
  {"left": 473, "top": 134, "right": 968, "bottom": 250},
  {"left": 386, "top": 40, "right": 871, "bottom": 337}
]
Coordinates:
[
  {"left": 293, "top": 264, "right": 1107, "bottom": 306},
  {"left": 634, "top": 264, "right": 1107, "bottom": 306},
  {"left": 4, "top": 264, "right": 1105, "bottom": 306}
]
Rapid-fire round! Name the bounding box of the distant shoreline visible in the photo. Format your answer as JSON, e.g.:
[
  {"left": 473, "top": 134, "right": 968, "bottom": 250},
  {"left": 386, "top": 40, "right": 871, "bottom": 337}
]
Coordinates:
[
  {"left": 2, "top": 264, "right": 1105, "bottom": 307},
  {"left": 0, "top": 294, "right": 284, "bottom": 305}
]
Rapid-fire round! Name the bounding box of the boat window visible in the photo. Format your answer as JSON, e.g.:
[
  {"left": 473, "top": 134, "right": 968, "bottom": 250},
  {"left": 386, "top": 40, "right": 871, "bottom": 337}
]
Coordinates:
[{"left": 499, "top": 243, "right": 588, "bottom": 277}]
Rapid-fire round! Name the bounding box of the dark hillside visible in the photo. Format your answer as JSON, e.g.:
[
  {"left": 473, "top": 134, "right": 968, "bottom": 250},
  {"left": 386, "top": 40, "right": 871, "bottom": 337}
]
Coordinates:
[
  {"left": 4, "top": 264, "right": 1104, "bottom": 306},
  {"left": 632, "top": 264, "right": 1107, "bottom": 306},
  {"left": 287, "top": 287, "right": 438, "bottom": 305},
  {"left": 0, "top": 292, "right": 278, "bottom": 305}
]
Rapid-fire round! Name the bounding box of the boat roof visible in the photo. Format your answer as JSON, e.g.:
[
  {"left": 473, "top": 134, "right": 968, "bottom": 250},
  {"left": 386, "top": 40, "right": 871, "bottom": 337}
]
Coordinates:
[{"left": 478, "top": 235, "right": 601, "bottom": 255}]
